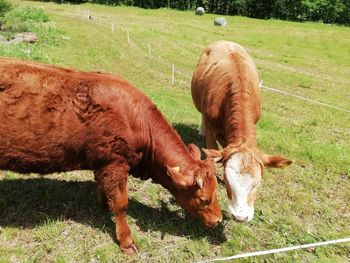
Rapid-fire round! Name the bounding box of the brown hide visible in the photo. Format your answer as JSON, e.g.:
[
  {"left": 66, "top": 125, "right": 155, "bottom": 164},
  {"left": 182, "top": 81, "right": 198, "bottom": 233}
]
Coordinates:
[
  {"left": 0, "top": 57, "right": 222, "bottom": 254},
  {"left": 191, "top": 41, "right": 261, "bottom": 148},
  {"left": 191, "top": 41, "right": 291, "bottom": 222}
]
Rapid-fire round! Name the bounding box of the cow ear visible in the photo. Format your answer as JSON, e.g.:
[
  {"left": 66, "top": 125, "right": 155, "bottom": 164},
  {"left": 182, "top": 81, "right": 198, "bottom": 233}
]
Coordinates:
[
  {"left": 188, "top": 143, "right": 201, "bottom": 160},
  {"left": 166, "top": 166, "right": 191, "bottom": 188},
  {"left": 202, "top": 148, "right": 222, "bottom": 162},
  {"left": 259, "top": 152, "right": 293, "bottom": 168}
]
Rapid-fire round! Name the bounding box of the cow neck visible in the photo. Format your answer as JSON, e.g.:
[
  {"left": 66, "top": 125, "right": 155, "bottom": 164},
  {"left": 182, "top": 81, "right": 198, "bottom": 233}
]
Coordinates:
[
  {"left": 144, "top": 107, "right": 197, "bottom": 190},
  {"left": 224, "top": 83, "right": 258, "bottom": 149}
]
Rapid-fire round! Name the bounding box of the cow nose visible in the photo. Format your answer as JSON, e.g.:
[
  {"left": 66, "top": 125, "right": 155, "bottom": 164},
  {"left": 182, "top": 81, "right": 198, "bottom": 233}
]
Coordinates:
[
  {"left": 212, "top": 219, "right": 222, "bottom": 228},
  {"left": 209, "top": 216, "right": 223, "bottom": 228},
  {"left": 233, "top": 214, "right": 248, "bottom": 222}
]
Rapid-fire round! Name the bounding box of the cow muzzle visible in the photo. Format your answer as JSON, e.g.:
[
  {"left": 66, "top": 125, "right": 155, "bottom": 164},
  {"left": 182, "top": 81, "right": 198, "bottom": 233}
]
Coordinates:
[
  {"left": 202, "top": 211, "right": 223, "bottom": 228},
  {"left": 205, "top": 216, "right": 223, "bottom": 228},
  {"left": 229, "top": 205, "right": 254, "bottom": 222}
]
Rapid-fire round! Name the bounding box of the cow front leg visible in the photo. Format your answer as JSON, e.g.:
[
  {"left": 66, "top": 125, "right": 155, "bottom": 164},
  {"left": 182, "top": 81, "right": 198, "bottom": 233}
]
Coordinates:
[
  {"left": 95, "top": 162, "right": 138, "bottom": 255},
  {"left": 204, "top": 120, "right": 219, "bottom": 150},
  {"left": 97, "top": 185, "right": 108, "bottom": 210},
  {"left": 198, "top": 115, "right": 205, "bottom": 138}
]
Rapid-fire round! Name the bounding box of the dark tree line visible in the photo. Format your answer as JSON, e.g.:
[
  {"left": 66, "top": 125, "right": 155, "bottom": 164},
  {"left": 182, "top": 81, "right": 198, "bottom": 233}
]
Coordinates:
[{"left": 47, "top": 0, "right": 350, "bottom": 25}]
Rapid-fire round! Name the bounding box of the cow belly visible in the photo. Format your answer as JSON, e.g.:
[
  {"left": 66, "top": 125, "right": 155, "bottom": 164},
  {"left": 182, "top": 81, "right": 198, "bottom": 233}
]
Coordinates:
[
  {"left": 0, "top": 136, "right": 84, "bottom": 174},
  {"left": 0, "top": 94, "right": 85, "bottom": 174}
]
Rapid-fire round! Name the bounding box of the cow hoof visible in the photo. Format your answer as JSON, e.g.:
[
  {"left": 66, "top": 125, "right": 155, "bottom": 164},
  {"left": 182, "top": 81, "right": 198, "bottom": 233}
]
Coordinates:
[{"left": 121, "top": 244, "right": 139, "bottom": 255}]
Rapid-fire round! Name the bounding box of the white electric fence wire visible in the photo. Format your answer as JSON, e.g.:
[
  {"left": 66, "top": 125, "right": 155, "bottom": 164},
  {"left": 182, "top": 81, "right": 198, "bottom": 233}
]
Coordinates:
[
  {"left": 261, "top": 85, "right": 350, "bottom": 113},
  {"left": 199, "top": 237, "right": 350, "bottom": 262}
]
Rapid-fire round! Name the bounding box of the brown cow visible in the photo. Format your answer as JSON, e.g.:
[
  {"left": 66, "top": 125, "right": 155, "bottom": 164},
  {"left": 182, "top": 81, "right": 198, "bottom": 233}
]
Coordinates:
[
  {"left": 0, "top": 57, "right": 222, "bottom": 255},
  {"left": 191, "top": 41, "right": 292, "bottom": 222}
]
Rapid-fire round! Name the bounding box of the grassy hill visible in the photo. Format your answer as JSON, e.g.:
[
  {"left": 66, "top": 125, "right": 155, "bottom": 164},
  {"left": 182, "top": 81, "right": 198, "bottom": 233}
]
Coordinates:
[{"left": 0, "top": 1, "right": 349, "bottom": 262}]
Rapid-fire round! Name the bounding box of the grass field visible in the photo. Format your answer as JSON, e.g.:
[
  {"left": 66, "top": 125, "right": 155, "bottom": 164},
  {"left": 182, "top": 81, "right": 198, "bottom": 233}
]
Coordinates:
[{"left": 0, "top": 1, "right": 349, "bottom": 262}]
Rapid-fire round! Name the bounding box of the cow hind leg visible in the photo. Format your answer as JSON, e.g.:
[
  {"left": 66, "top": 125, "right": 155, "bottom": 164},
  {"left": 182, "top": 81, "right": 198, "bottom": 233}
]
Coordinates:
[{"left": 95, "top": 162, "right": 138, "bottom": 255}]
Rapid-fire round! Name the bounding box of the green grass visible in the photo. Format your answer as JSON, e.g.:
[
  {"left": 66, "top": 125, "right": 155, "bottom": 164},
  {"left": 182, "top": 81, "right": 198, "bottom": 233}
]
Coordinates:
[{"left": 0, "top": 1, "right": 349, "bottom": 262}]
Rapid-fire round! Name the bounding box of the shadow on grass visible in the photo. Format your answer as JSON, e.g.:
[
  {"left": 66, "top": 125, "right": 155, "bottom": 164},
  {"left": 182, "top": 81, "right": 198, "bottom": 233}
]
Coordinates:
[
  {"left": 173, "top": 122, "right": 205, "bottom": 149},
  {"left": 0, "top": 178, "right": 226, "bottom": 245},
  {"left": 129, "top": 199, "right": 226, "bottom": 245}
]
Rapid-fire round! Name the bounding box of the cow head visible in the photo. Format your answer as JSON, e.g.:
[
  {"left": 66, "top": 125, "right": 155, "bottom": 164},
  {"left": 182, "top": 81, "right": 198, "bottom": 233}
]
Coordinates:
[
  {"left": 203, "top": 144, "right": 292, "bottom": 222},
  {"left": 166, "top": 144, "right": 222, "bottom": 227}
]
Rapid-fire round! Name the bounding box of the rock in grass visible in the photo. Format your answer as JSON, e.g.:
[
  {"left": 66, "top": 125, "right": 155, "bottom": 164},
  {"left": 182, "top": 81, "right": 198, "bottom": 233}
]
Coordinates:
[
  {"left": 195, "top": 7, "right": 205, "bottom": 16},
  {"left": 0, "top": 35, "right": 7, "bottom": 43},
  {"left": 214, "top": 17, "right": 227, "bottom": 27},
  {"left": 11, "top": 33, "right": 37, "bottom": 44}
]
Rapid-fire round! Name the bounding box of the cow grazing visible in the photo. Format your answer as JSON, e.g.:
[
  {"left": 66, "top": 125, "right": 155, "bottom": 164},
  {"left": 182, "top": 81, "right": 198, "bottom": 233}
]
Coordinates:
[
  {"left": 0, "top": 57, "right": 222, "bottom": 255},
  {"left": 191, "top": 41, "right": 292, "bottom": 222}
]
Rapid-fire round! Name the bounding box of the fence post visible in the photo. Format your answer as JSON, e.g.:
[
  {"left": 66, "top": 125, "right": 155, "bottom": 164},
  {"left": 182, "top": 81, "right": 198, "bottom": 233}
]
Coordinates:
[
  {"left": 127, "top": 29, "right": 130, "bottom": 45},
  {"left": 148, "top": 43, "right": 152, "bottom": 59}
]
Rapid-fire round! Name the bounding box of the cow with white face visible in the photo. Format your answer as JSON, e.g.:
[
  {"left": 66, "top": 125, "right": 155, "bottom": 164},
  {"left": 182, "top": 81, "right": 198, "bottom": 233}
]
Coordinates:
[
  {"left": 203, "top": 145, "right": 291, "bottom": 222},
  {"left": 191, "top": 41, "right": 292, "bottom": 222}
]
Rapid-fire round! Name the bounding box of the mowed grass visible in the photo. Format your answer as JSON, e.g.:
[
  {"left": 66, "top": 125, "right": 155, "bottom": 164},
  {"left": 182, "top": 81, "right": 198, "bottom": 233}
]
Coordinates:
[{"left": 0, "top": 1, "right": 349, "bottom": 262}]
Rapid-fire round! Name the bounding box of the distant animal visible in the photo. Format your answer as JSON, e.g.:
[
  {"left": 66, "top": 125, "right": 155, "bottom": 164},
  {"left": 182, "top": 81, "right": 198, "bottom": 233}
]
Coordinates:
[
  {"left": 0, "top": 57, "right": 222, "bottom": 255},
  {"left": 191, "top": 41, "right": 292, "bottom": 222}
]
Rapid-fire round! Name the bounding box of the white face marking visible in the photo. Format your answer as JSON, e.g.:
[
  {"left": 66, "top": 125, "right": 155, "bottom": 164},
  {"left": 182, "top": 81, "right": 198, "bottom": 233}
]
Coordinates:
[{"left": 224, "top": 154, "right": 261, "bottom": 222}]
